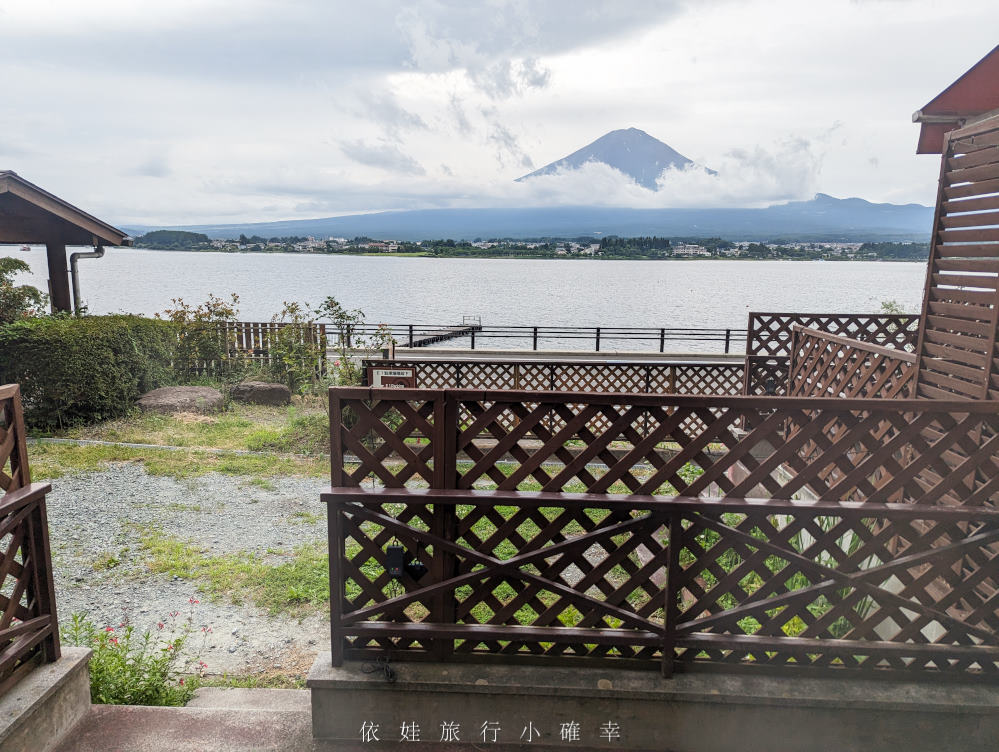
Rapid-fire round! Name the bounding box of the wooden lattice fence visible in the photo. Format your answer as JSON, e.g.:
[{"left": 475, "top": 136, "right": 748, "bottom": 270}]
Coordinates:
[
  {"left": 788, "top": 326, "right": 917, "bottom": 399},
  {"left": 363, "top": 359, "right": 744, "bottom": 439},
  {"left": 326, "top": 388, "right": 999, "bottom": 677},
  {"left": 0, "top": 385, "right": 60, "bottom": 696},
  {"left": 744, "top": 313, "right": 921, "bottom": 396},
  {"left": 364, "top": 358, "right": 744, "bottom": 395}
]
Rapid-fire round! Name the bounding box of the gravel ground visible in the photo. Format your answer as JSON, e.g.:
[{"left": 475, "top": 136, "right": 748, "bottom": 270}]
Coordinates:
[{"left": 46, "top": 464, "right": 331, "bottom": 677}]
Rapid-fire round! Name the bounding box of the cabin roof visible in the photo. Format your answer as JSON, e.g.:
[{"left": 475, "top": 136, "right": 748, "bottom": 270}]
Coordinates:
[
  {"left": 0, "top": 170, "right": 131, "bottom": 246},
  {"left": 913, "top": 45, "right": 999, "bottom": 154}
]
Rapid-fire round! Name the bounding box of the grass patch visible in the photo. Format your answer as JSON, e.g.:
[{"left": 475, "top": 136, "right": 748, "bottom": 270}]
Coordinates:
[
  {"left": 246, "top": 477, "right": 277, "bottom": 491},
  {"left": 91, "top": 551, "right": 122, "bottom": 571},
  {"left": 29, "top": 442, "right": 329, "bottom": 481},
  {"left": 246, "top": 412, "right": 329, "bottom": 455},
  {"left": 196, "top": 672, "right": 306, "bottom": 690},
  {"left": 288, "top": 510, "right": 321, "bottom": 525},
  {"left": 57, "top": 402, "right": 328, "bottom": 454},
  {"left": 166, "top": 502, "right": 202, "bottom": 512},
  {"left": 137, "top": 527, "right": 329, "bottom": 615}
]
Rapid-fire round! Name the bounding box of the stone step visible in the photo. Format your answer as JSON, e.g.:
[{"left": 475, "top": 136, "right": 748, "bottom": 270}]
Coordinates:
[
  {"left": 187, "top": 687, "right": 310, "bottom": 711},
  {"left": 52, "top": 705, "right": 318, "bottom": 752}
]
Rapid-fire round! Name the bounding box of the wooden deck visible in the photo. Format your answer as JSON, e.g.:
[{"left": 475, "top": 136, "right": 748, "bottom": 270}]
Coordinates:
[{"left": 408, "top": 323, "right": 482, "bottom": 347}]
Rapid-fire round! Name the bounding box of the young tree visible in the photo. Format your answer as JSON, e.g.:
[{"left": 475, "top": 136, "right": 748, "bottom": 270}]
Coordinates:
[
  {"left": 313, "top": 296, "right": 394, "bottom": 385},
  {"left": 0, "top": 257, "right": 47, "bottom": 324}
]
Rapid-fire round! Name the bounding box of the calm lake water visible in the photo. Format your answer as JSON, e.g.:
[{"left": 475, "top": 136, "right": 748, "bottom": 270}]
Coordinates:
[{"left": 10, "top": 247, "right": 927, "bottom": 351}]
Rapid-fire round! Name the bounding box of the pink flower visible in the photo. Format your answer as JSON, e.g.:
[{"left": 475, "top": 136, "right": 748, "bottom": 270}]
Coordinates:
[
  {"left": 167, "top": 645, "right": 174, "bottom": 651},
  {"left": 157, "top": 622, "right": 164, "bottom": 629},
  {"left": 110, "top": 638, "right": 119, "bottom": 645},
  {"left": 105, "top": 627, "right": 114, "bottom": 632},
  {"left": 189, "top": 598, "right": 200, "bottom": 604},
  {"left": 179, "top": 678, "right": 185, "bottom": 685}
]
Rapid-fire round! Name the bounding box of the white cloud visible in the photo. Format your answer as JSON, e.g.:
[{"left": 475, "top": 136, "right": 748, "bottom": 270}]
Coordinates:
[
  {"left": 0, "top": 0, "right": 996, "bottom": 224},
  {"left": 338, "top": 140, "right": 426, "bottom": 175}
]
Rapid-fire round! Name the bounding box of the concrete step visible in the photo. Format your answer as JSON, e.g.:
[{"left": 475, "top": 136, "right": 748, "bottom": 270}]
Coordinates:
[
  {"left": 52, "top": 705, "right": 319, "bottom": 752},
  {"left": 187, "top": 687, "right": 310, "bottom": 711}
]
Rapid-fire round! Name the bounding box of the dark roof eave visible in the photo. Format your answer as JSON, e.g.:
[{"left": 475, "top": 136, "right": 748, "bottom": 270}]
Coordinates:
[
  {"left": 0, "top": 170, "right": 130, "bottom": 246},
  {"left": 915, "top": 45, "right": 999, "bottom": 119}
]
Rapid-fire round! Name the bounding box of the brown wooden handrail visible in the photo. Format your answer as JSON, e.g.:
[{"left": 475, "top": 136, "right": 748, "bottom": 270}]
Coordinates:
[
  {"left": 0, "top": 385, "right": 60, "bottom": 697},
  {"left": 789, "top": 324, "right": 918, "bottom": 362}
]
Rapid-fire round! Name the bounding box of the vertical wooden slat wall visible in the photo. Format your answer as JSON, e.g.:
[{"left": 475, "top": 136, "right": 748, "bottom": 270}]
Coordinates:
[{"left": 916, "top": 112, "right": 999, "bottom": 399}]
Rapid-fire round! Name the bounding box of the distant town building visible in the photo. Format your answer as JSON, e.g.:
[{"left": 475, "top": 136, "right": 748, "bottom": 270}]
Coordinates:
[{"left": 672, "top": 243, "right": 710, "bottom": 257}]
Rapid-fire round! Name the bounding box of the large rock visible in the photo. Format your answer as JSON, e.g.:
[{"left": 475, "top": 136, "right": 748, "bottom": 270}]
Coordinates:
[
  {"left": 137, "top": 386, "right": 223, "bottom": 415},
  {"left": 230, "top": 381, "right": 292, "bottom": 406}
]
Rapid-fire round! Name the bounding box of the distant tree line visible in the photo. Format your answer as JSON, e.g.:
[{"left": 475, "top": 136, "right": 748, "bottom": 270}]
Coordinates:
[
  {"left": 857, "top": 242, "right": 929, "bottom": 260},
  {"left": 599, "top": 236, "right": 671, "bottom": 254},
  {"left": 136, "top": 230, "right": 210, "bottom": 250},
  {"left": 133, "top": 231, "right": 932, "bottom": 261},
  {"left": 236, "top": 234, "right": 310, "bottom": 245}
]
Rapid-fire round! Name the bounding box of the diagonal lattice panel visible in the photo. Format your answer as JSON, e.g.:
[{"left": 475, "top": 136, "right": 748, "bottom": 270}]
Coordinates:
[
  {"left": 334, "top": 495, "right": 669, "bottom": 662},
  {"left": 337, "top": 398, "right": 438, "bottom": 487},
  {"left": 671, "top": 508, "right": 999, "bottom": 672},
  {"left": 0, "top": 384, "right": 60, "bottom": 688},
  {"left": 789, "top": 327, "right": 917, "bottom": 400},
  {"left": 328, "top": 387, "right": 999, "bottom": 675}
]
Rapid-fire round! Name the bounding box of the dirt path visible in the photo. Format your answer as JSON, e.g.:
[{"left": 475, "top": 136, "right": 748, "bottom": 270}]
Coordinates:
[{"left": 47, "top": 464, "right": 331, "bottom": 678}]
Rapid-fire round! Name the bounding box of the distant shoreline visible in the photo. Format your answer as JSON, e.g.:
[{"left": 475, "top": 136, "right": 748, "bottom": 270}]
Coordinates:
[{"left": 128, "top": 246, "right": 927, "bottom": 262}]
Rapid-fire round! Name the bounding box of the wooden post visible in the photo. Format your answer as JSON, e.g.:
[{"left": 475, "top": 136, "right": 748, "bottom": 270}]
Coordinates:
[
  {"left": 329, "top": 390, "right": 344, "bottom": 486},
  {"left": 724, "top": 329, "right": 732, "bottom": 354},
  {"left": 595, "top": 327, "right": 601, "bottom": 352},
  {"left": 328, "top": 496, "right": 345, "bottom": 666},
  {"left": 431, "top": 393, "right": 459, "bottom": 660},
  {"left": 662, "top": 511, "right": 682, "bottom": 678},
  {"left": 532, "top": 326, "right": 538, "bottom": 350},
  {"left": 643, "top": 366, "right": 652, "bottom": 437},
  {"left": 45, "top": 242, "right": 71, "bottom": 313},
  {"left": 660, "top": 328, "right": 665, "bottom": 353}
]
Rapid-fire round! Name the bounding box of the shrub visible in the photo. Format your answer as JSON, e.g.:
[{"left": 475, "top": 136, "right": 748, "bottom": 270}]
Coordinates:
[
  {"left": 267, "top": 301, "right": 326, "bottom": 393},
  {"left": 0, "top": 315, "right": 176, "bottom": 428},
  {"left": 314, "top": 296, "right": 394, "bottom": 385},
  {"left": 159, "top": 294, "right": 244, "bottom": 383},
  {"left": 0, "top": 256, "right": 47, "bottom": 323},
  {"left": 62, "top": 612, "right": 201, "bottom": 706}
]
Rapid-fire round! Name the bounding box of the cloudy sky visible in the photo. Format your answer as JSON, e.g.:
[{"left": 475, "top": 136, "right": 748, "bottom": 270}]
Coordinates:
[{"left": 1, "top": 0, "right": 997, "bottom": 225}]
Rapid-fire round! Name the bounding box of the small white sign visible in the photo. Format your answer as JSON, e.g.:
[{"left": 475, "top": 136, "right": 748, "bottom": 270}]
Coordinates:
[{"left": 369, "top": 366, "right": 417, "bottom": 388}]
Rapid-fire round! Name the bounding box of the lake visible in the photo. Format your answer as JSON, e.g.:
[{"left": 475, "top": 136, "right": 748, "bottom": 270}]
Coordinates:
[{"left": 10, "top": 247, "right": 926, "bottom": 351}]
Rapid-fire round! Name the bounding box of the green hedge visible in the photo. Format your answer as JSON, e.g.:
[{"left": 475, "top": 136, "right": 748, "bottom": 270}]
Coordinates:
[{"left": 0, "top": 315, "right": 177, "bottom": 428}]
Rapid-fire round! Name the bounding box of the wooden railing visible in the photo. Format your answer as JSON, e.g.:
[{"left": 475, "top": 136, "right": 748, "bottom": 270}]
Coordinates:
[
  {"left": 325, "top": 387, "right": 999, "bottom": 677},
  {"left": 348, "top": 323, "right": 744, "bottom": 353},
  {"left": 744, "top": 312, "right": 920, "bottom": 395},
  {"left": 788, "top": 325, "right": 917, "bottom": 399},
  {"left": 0, "top": 384, "right": 60, "bottom": 695},
  {"left": 180, "top": 321, "right": 328, "bottom": 376}
]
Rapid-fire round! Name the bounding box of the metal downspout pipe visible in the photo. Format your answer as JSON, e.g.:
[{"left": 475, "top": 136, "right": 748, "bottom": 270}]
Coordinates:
[{"left": 69, "top": 244, "right": 104, "bottom": 315}]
